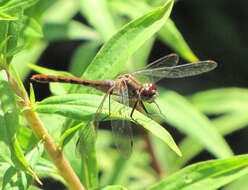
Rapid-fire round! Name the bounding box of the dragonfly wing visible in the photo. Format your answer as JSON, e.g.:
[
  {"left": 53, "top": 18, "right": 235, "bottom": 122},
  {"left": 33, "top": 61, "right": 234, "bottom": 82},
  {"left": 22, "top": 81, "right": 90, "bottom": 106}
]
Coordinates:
[
  {"left": 111, "top": 81, "right": 133, "bottom": 158},
  {"left": 76, "top": 121, "right": 96, "bottom": 158},
  {"left": 144, "top": 53, "right": 179, "bottom": 69},
  {"left": 76, "top": 92, "right": 110, "bottom": 158},
  {"left": 133, "top": 60, "right": 217, "bottom": 82},
  {"left": 131, "top": 53, "right": 179, "bottom": 83}
]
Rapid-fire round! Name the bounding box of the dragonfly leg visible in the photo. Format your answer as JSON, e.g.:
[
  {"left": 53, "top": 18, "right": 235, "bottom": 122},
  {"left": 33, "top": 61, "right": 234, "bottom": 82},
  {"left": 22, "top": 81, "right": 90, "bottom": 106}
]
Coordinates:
[
  {"left": 140, "top": 101, "right": 162, "bottom": 119},
  {"left": 95, "top": 86, "right": 115, "bottom": 122},
  {"left": 108, "top": 92, "right": 111, "bottom": 116},
  {"left": 130, "top": 100, "right": 149, "bottom": 119},
  {"left": 140, "top": 101, "right": 149, "bottom": 115},
  {"left": 130, "top": 100, "right": 139, "bottom": 120}
]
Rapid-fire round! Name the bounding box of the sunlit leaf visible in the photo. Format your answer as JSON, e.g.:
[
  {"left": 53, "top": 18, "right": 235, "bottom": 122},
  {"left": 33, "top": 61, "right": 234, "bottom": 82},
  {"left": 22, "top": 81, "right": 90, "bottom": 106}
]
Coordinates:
[
  {"left": 102, "top": 185, "right": 128, "bottom": 190},
  {"left": 76, "top": 0, "right": 175, "bottom": 94},
  {"left": 109, "top": 0, "right": 198, "bottom": 62},
  {"left": 69, "top": 42, "right": 99, "bottom": 77},
  {"left": 189, "top": 88, "right": 248, "bottom": 114},
  {"left": 0, "top": 12, "right": 17, "bottom": 20},
  {"left": 0, "top": 0, "right": 39, "bottom": 12},
  {"left": 35, "top": 93, "right": 182, "bottom": 156},
  {"left": 79, "top": 0, "right": 117, "bottom": 41},
  {"left": 43, "top": 21, "right": 99, "bottom": 41},
  {"left": 148, "top": 155, "right": 248, "bottom": 190},
  {"left": 157, "top": 89, "right": 232, "bottom": 158}
]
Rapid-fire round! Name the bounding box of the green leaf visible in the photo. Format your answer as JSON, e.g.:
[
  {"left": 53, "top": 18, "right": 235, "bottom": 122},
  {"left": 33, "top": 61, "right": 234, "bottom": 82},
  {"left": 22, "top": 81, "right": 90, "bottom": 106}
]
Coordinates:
[
  {"left": 102, "top": 185, "right": 128, "bottom": 190},
  {"left": 169, "top": 111, "right": 248, "bottom": 173},
  {"left": 35, "top": 93, "right": 182, "bottom": 156},
  {"left": 0, "top": 80, "right": 19, "bottom": 144},
  {"left": 109, "top": 0, "right": 198, "bottom": 62},
  {"left": 12, "top": 135, "right": 29, "bottom": 170},
  {"left": 0, "top": 0, "right": 39, "bottom": 12},
  {"left": 12, "top": 135, "right": 42, "bottom": 185},
  {"left": 0, "top": 8, "right": 23, "bottom": 64},
  {"left": 9, "top": 64, "right": 28, "bottom": 99},
  {"left": 17, "top": 126, "right": 37, "bottom": 151},
  {"left": 2, "top": 167, "right": 33, "bottom": 190},
  {"left": 0, "top": 12, "right": 17, "bottom": 20},
  {"left": 80, "top": 147, "right": 98, "bottom": 189},
  {"left": 69, "top": 42, "right": 99, "bottom": 77},
  {"left": 22, "top": 16, "right": 43, "bottom": 38},
  {"left": 29, "top": 64, "right": 73, "bottom": 77},
  {"left": 12, "top": 40, "right": 47, "bottom": 80},
  {"left": 0, "top": 80, "right": 41, "bottom": 186},
  {"left": 58, "top": 122, "right": 85, "bottom": 148},
  {"left": 76, "top": 0, "right": 174, "bottom": 94},
  {"left": 148, "top": 155, "right": 248, "bottom": 190},
  {"left": 79, "top": 0, "right": 117, "bottom": 41},
  {"left": 26, "top": 142, "right": 44, "bottom": 170},
  {"left": 77, "top": 125, "right": 98, "bottom": 189},
  {"left": 224, "top": 173, "right": 248, "bottom": 190},
  {"left": 160, "top": 110, "right": 248, "bottom": 175},
  {"left": 157, "top": 89, "right": 233, "bottom": 158},
  {"left": 61, "top": 123, "right": 98, "bottom": 189},
  {"left": 129, "top": 37, "right": 155, "bottom": 71},
  {"left": 158, "top": 19, "right": 199, "bottom": 62},
  {"left": 76, "top": 122, "right": 96, "bottom": 158},
  {"left": 6, "top": 45, "right": 25, "bottom": 57},
  {"left": 0, "top": 117, "right": 12, "bottom": 164},
  {"left": 0, "top": 36, "right": 11, "bottom": 55},
  {"left": 189, "top": 88, "right": 248, "bottom": 114},
  {"left": 43, "top": 21, "right": 99, "bottom": 41},
  {"left": 29, "top": 82, "right": 35, "bottom": 105},
  {"left": 41, "top": 0, "right": 79, "bottom": 23},
  {"left": 2, "top": 166, "right": 21, "bottom": 190}
]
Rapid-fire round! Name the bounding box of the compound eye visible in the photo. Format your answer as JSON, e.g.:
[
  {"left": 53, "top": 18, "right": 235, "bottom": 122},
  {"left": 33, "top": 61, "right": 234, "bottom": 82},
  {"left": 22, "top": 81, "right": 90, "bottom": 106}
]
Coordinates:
[{"left": 143, "top": 87, "right": 150, "bottom": 96}]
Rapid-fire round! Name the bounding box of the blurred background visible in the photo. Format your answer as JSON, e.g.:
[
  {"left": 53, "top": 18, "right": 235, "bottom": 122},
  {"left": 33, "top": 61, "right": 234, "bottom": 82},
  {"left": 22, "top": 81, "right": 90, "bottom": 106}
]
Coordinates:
[
  {"left": 19, "top": 0, "right": 248, "bottom": 189},
  {"left": 27, "top": 0, "right": 248, "bottom": 154}
]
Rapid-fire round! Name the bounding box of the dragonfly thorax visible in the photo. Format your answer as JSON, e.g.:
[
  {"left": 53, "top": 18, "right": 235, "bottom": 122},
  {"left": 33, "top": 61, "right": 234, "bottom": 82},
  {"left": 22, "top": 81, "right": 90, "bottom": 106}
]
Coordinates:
[{"left": 140, "top": 83, "right": 158, "bottom": 103}]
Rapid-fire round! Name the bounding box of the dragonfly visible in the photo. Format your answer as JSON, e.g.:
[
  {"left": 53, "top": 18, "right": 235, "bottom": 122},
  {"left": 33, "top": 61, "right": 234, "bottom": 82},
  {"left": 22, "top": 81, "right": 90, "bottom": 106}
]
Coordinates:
[{"left": 31, "top": 53, "right": 217, "bottom": 157}]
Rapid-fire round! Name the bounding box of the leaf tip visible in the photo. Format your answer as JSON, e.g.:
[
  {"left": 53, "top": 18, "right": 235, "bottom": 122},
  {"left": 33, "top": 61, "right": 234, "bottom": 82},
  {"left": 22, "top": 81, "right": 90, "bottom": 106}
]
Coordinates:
[{"left": 174, "top": 147, "right": 182, "bottom": 157}]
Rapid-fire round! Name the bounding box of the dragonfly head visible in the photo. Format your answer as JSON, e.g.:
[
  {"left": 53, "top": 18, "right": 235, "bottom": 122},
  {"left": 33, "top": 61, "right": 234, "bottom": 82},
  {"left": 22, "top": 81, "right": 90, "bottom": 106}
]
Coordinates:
[{"left": 141, "top": 83, "right": 158, "bottom": 103}]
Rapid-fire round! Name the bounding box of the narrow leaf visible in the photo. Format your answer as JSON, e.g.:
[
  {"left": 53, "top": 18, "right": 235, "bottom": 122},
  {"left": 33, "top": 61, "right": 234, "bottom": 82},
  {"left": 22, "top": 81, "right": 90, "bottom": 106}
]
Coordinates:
[
  {"left": 0, "top": 0, "right": 39, "bottom": 12},
  {"left": 43, "top": 21, "right": 99, "bottom": 41},
  {"left": 29, "top": 82, "right": 35, "bottom": 105},
  {"left": 36, "top": 93, "right": 182, "bottom": 156},
  {"left": 158, "top": 89, "right": 233, "bottom": 158},
  {"left": 69, "top": 42, "right": 99, "bottom": 77},
  {"left": 102, "top": 185, "right": 128, "bottom": 190},
  {"left": 77, "top": 0, "right": 174, "bottom": 94},
  {"left": 148, "top": 155, "right": 248, "bottom": 190},
  {"left": 0, "top": 12, "right": 17, "bottom": 20},
  {"left": 110, "top": 0, "right": 198, "bottom": 62},
  {"left": 189, "top": 88, "right": 248, "bottom": 114},
  {"left": 22, "top": 16, "right": 43, "bottom": 38},
  {"left": 0, "top": 80, "right": 19, "bottom": 143},
  {"left": 79, "top": 0, "right": 117, "bottom": 40},
  {"left": 158, "top": 19, "right": 199, "bottom": 62}
]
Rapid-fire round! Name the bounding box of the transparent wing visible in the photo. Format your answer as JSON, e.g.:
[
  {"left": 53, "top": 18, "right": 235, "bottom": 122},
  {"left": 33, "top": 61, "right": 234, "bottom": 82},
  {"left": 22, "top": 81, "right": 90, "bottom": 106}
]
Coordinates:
[
  {"left": 76, "top": 91, "right": 110, "bottom": 158},
  {"left": 111, "top": 81, "right": 133, "bottom": 158},
  {"left": 144, "top": 53, "right": 179, "bottom": 69},
  {"left": 129, "top": 53, "right": 178, "bottom": 83},
  {"left": 132, "top": 60, "right": 217, "bottom": 83}
]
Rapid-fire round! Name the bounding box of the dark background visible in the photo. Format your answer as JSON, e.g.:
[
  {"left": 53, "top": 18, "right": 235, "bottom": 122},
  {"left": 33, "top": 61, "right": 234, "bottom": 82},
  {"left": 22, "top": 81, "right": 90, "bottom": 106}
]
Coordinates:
[{"left": 29, "top": 0, "right": 248, "bottom": 188}]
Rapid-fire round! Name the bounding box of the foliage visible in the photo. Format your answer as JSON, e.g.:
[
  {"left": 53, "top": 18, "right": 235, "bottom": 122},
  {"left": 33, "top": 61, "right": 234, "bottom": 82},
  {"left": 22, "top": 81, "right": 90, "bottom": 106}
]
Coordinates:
[{"left": 0, "top": 0, "right": 247, "bottom": 190}]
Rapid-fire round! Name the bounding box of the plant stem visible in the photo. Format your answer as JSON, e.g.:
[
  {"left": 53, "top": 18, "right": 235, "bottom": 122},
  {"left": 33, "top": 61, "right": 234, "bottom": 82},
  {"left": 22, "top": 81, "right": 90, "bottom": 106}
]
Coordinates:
[{"left": 6, "top": 69, "right": 85, "bottom": 190}]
